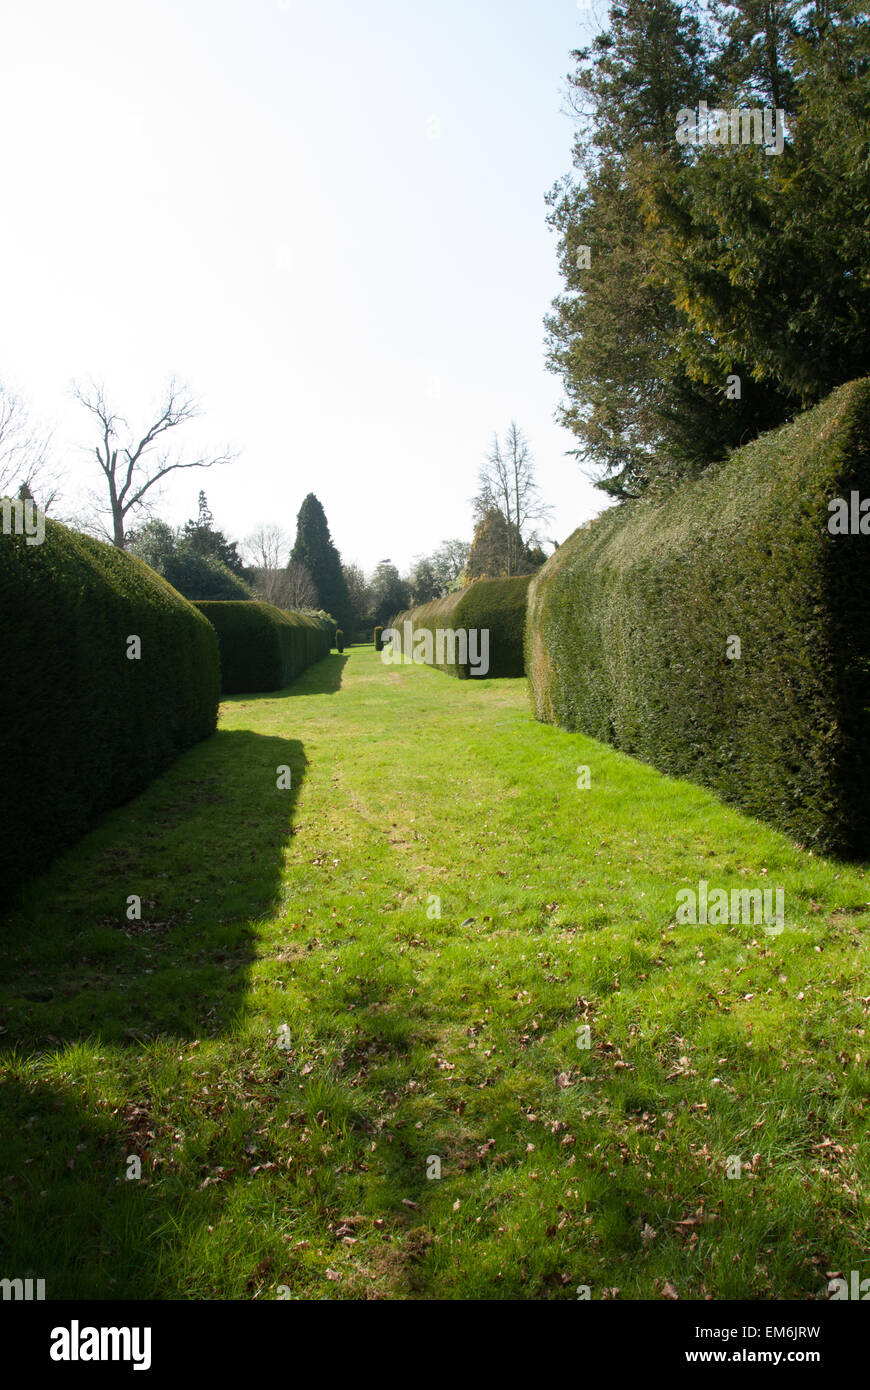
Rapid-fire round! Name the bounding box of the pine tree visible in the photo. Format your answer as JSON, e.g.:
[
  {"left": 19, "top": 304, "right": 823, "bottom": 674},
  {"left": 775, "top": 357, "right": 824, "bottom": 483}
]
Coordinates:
[{"left": 289, "top": 494, "right": 352, "bottom": 629}]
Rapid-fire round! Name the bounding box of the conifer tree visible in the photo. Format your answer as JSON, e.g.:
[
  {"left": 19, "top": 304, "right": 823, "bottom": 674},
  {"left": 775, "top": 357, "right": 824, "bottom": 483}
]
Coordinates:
[{"left": 289, "top": 493, "right": 352, "bottom": 629}]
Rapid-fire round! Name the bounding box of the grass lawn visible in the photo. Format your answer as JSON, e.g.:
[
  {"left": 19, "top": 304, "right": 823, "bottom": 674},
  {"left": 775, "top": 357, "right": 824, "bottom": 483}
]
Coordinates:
[{"left": 1, "top": 645, "right": 868, "bottom": 1300}]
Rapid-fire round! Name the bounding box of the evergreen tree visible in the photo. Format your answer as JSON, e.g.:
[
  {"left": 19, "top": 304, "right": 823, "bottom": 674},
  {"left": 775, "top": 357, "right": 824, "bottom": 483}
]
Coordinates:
[
  {"left": 129, "top": 518, "right": 251, "bottom": 600},
  {"left": 466, "top": 509, "right": 546, "bottom": 580},
  {"left": 546, "top": 0, "right": 731, "bottom": 496},
  {"left": 545, "top": 0, "right": 801, "bottom": 494},
  {"left": 289, "top": 494, "right": 352, "bottom": 630},
  {"left": 467, "top": 509, "right": 513, "bottom": 580},
  {"left": 651, "top": 0, "right": 870, "bottom": 405},
  {"left": 182, "top": 491, "right": 246, "bottom": 576}
]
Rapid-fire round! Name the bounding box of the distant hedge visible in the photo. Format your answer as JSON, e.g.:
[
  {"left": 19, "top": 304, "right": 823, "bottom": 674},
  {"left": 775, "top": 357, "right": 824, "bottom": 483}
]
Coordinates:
[
  {"left": 194, "top": 601, "right": 333, "bottom": 694},
  {"left": 0, "top": 517, "right": 220, "bottom": 905},
  {"left": 527, "top": 379, "right": 870, "bottom": 856},
  {"left": 391, "top": 575, "right": 532, "bottom": 678}
]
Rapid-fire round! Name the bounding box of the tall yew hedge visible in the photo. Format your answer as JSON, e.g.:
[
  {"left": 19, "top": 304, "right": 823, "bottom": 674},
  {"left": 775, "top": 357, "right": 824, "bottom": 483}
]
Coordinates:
[
  {"left": 391, "top": 575, "right": 531, "bottom": 678},
  {"left": 194, "top": 601, "right": 333, "bottom": 694},
  {"left": 526, "top": 379, "right": 870, "bottom": 856},
  {"left": 0, "top": 518, "right": 220, "bottom": 905}
]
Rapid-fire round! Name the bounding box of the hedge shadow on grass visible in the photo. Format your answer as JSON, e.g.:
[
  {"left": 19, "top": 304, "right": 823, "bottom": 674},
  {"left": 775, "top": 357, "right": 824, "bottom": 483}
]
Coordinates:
[
  {"left": 206, "top": 653, "right": 351, "bottom": 706},
  {"left": 0, "top": 722, "right": 310, "bottom": 1296},
  {"left": 0, "top": 1074, "right": 157, "bottom": 1299},
  {"left": 0, "top": 728, "right": 306, "bottom": 1050},
  {"left": 268, "top": 651, "right": 349, "bottom": 697}
]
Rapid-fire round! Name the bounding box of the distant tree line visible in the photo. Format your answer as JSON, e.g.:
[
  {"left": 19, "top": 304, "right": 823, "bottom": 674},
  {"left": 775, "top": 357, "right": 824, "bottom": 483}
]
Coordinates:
[{"left": 0, "top": 363, "right": 555, "bottom": 632}]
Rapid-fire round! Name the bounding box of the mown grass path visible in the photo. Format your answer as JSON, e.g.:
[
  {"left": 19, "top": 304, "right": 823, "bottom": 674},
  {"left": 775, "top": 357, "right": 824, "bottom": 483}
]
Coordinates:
[{"left": 1, "top": 648, "right": 868, "bottom": 1299}]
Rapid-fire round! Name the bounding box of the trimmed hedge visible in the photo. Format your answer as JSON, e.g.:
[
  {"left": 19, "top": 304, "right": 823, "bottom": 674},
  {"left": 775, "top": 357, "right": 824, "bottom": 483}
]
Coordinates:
[
  {"left": 0, "top": 516, "right": 220, "bottom": 905},
  {"left": 526, "top": 378, "right": 870, "bottom": 856},
  {"left": 194, "top": 601, "right": 333, "bottom": 694},
  {"left": 391, "top": 575, "right": 532, "bottom": 678},
  {"left": 373, "top": 625, "right": 384, "bottom": 651}
]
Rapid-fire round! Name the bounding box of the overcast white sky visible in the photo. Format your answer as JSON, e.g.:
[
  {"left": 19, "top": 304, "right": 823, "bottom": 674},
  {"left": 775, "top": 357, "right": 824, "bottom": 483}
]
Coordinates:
[{"left": 0, "top": 0, "right": 609, "bottom": 574}]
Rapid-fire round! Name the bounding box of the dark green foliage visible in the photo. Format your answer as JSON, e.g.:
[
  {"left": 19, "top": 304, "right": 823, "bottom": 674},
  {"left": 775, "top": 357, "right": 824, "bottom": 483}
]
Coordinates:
[
  {"left": 373, "top": 625, "right": 384, "bottom": 651},
  {"left": 335, "top": 630, "right": 344, "bottom": 653},
  {"left": 392, "top": 575, "right": 532, "bottom": 679},
  {"left": 129, "top": 518, "right": 251, "bottom": 600},
  {"left": 194, "top": 600, "right": 333, "bottom": 694},
  {"left": 0, "top": 517, "right": 220, "bottom": 904},
  {"left": 546, "top": 0, "right": 870, "bottom": 496},
  {"left": 526, "top": 380, "right": 870, "bottom": 856},
  {"left": 289, "top": 495, "right": 353, "bottom": 634},
  {"left": 180, "top": 491, "right": 247, "bottom": 578},
  {"left": 371, "top": 559, "right": 410, "bottom": 626}
]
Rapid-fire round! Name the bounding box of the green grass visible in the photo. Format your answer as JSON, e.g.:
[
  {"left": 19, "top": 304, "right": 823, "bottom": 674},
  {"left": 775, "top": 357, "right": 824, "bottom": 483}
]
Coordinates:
[{"left": 1, "top": 646, "right": 869, "bottom": 1300}]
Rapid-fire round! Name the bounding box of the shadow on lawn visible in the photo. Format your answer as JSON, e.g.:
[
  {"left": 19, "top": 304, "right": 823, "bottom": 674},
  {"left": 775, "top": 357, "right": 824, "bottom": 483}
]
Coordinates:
[
  {"left": 0, "top": 727, "right": 306, "bottom": 1049},
  {"left": 0, "top": 725, "right": 309, "bottom": 1297},
  {"left": 226, "top": 652, "right": 350, "bottom": 704},
  {"left": 287, "top": 651, "right": 348, "bottom": 695}
]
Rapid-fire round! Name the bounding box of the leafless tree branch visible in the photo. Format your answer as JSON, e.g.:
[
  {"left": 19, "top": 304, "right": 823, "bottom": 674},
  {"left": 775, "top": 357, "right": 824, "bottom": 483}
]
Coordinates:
[{"left": 73, "top": 378, "right": 237, "bottom": 547}]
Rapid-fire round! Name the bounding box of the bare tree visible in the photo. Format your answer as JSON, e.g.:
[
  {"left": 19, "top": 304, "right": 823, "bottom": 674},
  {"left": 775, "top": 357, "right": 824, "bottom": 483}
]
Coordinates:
[
  {"left": 0, "top": 382, "right": 60, "bottom": 509},
  {"left": 285, "top": 559, "right": 317, "bottom": 610},
  {"left": 472, "top": 422, "right": 551, "bottom": 574},
  {"left": 242, "top": 524, "right": 318, "bottom": 609},
  {"left": 243, "top": 522, "right": 288, "bottom": 573},
  {"left": 243, "top": 523, "right": 294, "bottom": 605},
  {"left": 74, "top": 378, "right": 236, "bottom": 548}
]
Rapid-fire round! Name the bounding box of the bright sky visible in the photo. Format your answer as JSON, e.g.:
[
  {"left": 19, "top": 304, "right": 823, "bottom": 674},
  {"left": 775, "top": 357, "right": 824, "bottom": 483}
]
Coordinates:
[{"left": 0, "top": 0, "right": 609, "bottom": 574}]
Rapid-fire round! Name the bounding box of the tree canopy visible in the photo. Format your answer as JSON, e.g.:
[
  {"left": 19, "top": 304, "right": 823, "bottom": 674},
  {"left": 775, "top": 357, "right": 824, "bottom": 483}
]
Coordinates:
[{"left": 545, "top": 0, "right": 870, "bottom": 498}]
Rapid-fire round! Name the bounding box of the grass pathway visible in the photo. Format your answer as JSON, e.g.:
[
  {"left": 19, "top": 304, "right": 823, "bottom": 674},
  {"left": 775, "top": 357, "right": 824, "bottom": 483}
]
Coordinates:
[{"left": 1, "top": 647, "right": 868, "bottom": 1299}]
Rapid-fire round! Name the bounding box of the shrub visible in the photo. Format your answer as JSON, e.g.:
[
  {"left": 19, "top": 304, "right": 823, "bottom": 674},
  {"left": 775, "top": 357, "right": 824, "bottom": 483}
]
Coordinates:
[
  {"left": 526, "top": 379, "right": 870, "bottom": 856},
  {"left": 335, "top": 629, "right": 344, "bottom": 653},
  {"left": 391, "top": 575, "right": 532, "bottom": 678},
  {"left": 0, "top": 517, "right": 220, "bottom": 905},
  {"left": 194, "top": 601, "right": 333, "bottom": 694},
  {"left": 373, "top": 625, "right": 384, "bottom": 651}
]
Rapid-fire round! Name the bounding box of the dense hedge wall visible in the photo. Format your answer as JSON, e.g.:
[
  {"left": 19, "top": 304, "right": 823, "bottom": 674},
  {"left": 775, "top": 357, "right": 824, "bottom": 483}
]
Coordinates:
[
  {"left": 391, "top": 575, "right": 532, "bottom": 678},
  {"left": 0, "top": 517, "right": 220, "bottom": 905},
  {"left": 526, "top": 379, "right": 870, "bottom": 856},
  {"left": 194, "top": 601, "right": 333, "bottom": 693}
]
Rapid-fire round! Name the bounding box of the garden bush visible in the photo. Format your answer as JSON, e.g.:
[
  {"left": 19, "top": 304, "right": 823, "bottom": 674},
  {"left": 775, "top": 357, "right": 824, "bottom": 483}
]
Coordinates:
[
  {"left": 391, "top": 575, "right": 532, "bottom": 679},
  {"left": 526, "top": 379, "right": 870, "bottom": 856},
  {"left": 194, "top": 601, "right": 334, "bottom": 694},
  {"left": 373, "top": 625, "right": 384, "bottom": 651},
  {"left": 0, "top": 516, "right": 220, "bottom": 905}
]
